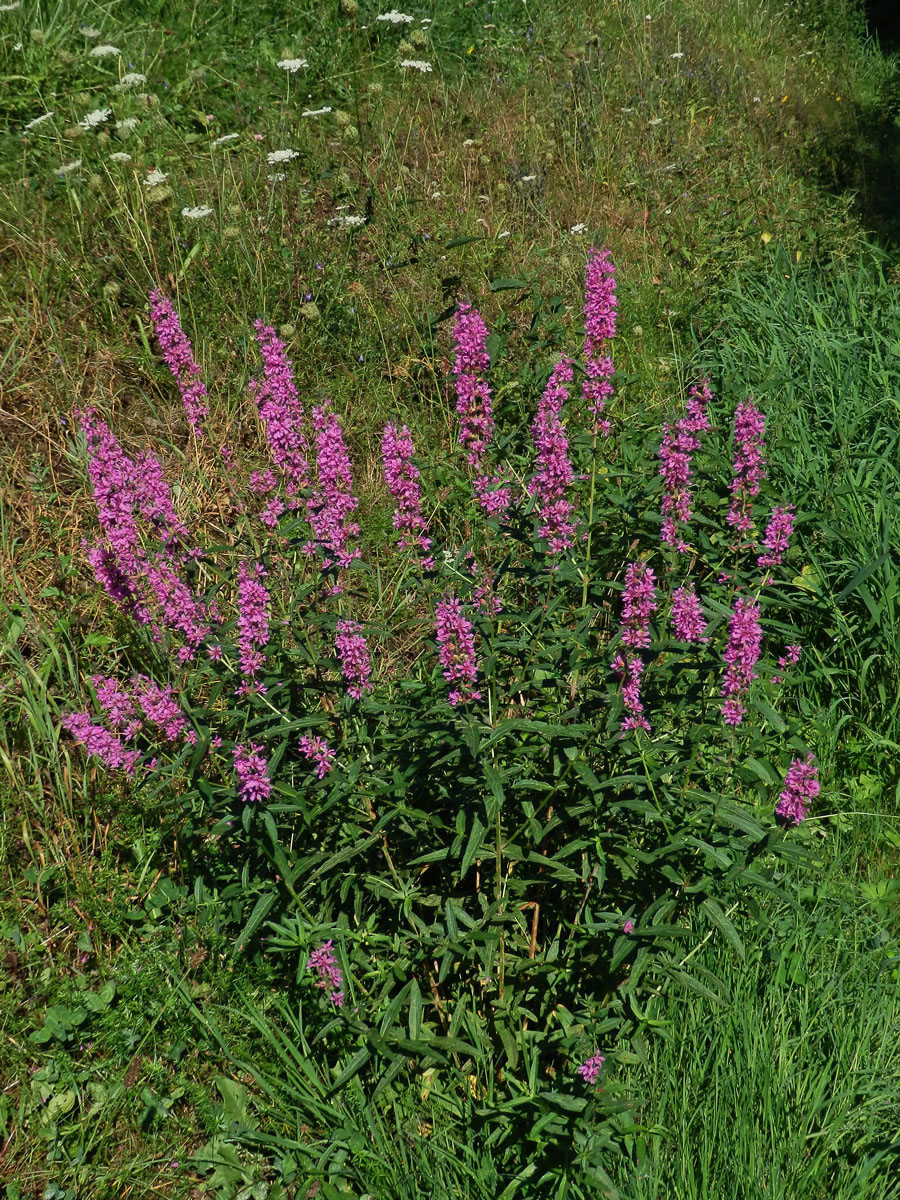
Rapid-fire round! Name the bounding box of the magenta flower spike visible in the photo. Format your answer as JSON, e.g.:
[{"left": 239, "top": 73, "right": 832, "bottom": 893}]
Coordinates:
[
  {"left": 132, "top": 676, "right": 189, "bottom": 742},
  {"left": 299, "top": 734, "right": 336, "bottom": 778},
  {"left": 613, "top": 562, "right": 658, "bottom": 733},
  {"left": 305, "top": 403, "right": 361, "bottom": 571},
  {"left": 726, "top": 399, "right": 766, "bottom": 538},
  {"left": 451, "top": 303, "right": 510, "bottom": 518},
  {"left": 720, "top": 596, "right": 763, "bottom": 725},
  {"left": 335, "top": 619, "right": 373, "bottom": 699},
  {"left": 529, "top": 358, "right": 576, "bottom": 553},
  {"left": 232, "top": 742, "right": 272, "bottom": 804},
  {"left": 62, "top": 712, "right": 141, "bottom": 775},
  {"left": 670, "top": 584, "right": 707, "bottom": 643},
  {"left": 307, "top": 940, "right": 344, "bottom": 1007},
  {"left": 577, "top": 1052, "right": 606, "bottom": 1085},
  {"left": 382, "top": 423, "right": 432, "bottom": 565},
  {"left": 249, "top": 321, "right": 310, "bottom": 497},
  {"left": 659, "top": 379, "right": 712, "bottom": 553},
  {"left": 148, "top": 289, "right": 209, "bottom": 436},
  {"left": 775, "top": 754, "right": 819, "bottom": 824},
  {"left": 583, "top": 247, "right": 617, "bottom": 434},
  {"left": 435, "top": 594, "right": 481, "bottom": 707},
  {"left": 236, "top": 561, "right": 270, "bottom": 687},
  {"left": 757, "top": 504, "right": 795, "bottom": 569}
]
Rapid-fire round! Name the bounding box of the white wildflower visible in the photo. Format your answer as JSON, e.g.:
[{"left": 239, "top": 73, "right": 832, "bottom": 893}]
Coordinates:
[
  {"left": 670, "top": 51, "right": 684, "bottom": 58},
  {"left": 0, "top": 2, "right": 22, "bottom": 10},
  {"left": 23, "top": 111, "right": 54, "bottom": 132},
  {"left": 79, "top": 107, "right": 112, "bottom": 129},
  {"left": 116, "top": 117, "right": 139, "bottom": 131},
  {"left": 497, "top": 230, "right": 511, "bottom": 239},
  {"left": 570, "top": 222, "right": 587, "bottom": 234},
  {"left": 109, "top": 151, "right": 132, "bottom": 162},
  {"left": 421, "top": 17, "right": 432, "bottom": 23},
  {"left": 144, "top": 168, "right": 168, "bottom": 187},
  {"left": 267, "top": 148, "right": 298, "bottom": 164},
  {"left": 462, "top": 138, "right": 475, "bottom": 146},
  {"left": 377, "top": 9, "right": 414, "bottom": 22},
  {"left": 81, "top": 25, "right": 101, "bottom": 38},
  {"left": 182, "top": 205, "right": 214, "bottom": 219},
  {"left": 277, "top": 57, "right": 308, "bottom": 72},
  {"left": 211, "top": 133, "right": 239, "bottom": 146},
  {"left": 115, "top": 72, "right": 147, "bottom": 90},
  {"left": 431, "top": 191, "right": 442, "bottom": 198},
  {"left": 302, "top": 106, "right": 332, "bottom": 117},
  {"left": 399, "top": 59, "right": 432, "bottom": 72},
  {"left": 327, "top": 214, "right": 365, "bottom": 228},
  {"left": 55, "top": 160, "right": 82, "bottom": 176},
  {"left": 267, "top": 172, "right": 286, "bottom": 182},
  {"left": 89, "top": 44, "right": 121, "bottom": 57},
  {"left": 648, "top": 117, "right": 662, "bottom": 126},
  {"left": 520, "top": 173, "right": 537, "bottom": 182}
]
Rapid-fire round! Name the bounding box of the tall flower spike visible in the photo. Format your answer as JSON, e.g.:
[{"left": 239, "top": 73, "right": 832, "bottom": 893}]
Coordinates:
[
  {"left": 307, "top": 940, "right": 344, "bottom": 1007},
  {"left": 299, "top": 734, "right": 336, "bottom": 778},
  {"left": 305, "top": 403, "right": 361, "bottom": 572},
  {"left": 726, "top": 399, "right": 766, "bottom": 538},
  {"left": 529, "top": 358, "right": 576, "bottom": 553},
  {"left": 233, "top": 742, "right": 272, "bottom": 804},
  {"left": 250, "top": 321, "right": 310, "bottom": 497},
  {"left": 614, "top": 562, "right": 657, "bottom": 733},
  {"left": 235, "top": 561, "right": 270, "bottom": 689},
  {"left": 335, "top": 619, "right": 373, "bottom": 699},
  {"left": 670, "top": 584, "right": 707, "bottom": 643},
  {"left": 382, "top": 423, "right": 432, "bottom": 565},
  {"left": 62, "top": 712, "right": 141, "bottom": 775},
  {"left": 757, "top": 504, "right": 795, "bottom": 570},
  {"left": 775, "top": 754, "right": 819, "bottom": 824},
  {"left": 582, "top": 248, "right": 617, "bottom": 434},
  {"left": 435, "top": 594, "right": 481, "bottom": 707},
  {"left": 720, "top": 596, "right": 762, "bottom": 725},
  {"left": 451, "top": 303, "right": 510, "bottom": 517},
  {"left": 148, "top": 289, "right": 208, "bottom": 436},
  {"left": 659, "top": 379, "right": 712, "bottom": 553}
]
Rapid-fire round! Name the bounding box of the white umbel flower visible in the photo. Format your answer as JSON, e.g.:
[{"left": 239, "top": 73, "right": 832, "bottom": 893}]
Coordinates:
[
  {"left": 277, "top": 57, "right": 308, "bottom": 72},
  {"left": 182, "top": 206, "right": 214, "bottom": 219},
  {"left": 570, "top": 222, "right": 587, "bottom": 234},
  {"left": 115, "top": 72, "right": 147, "bottom": 90},
  {"left": 55, "top": 160, "right": 82, "bottom": 176},
  {"left": 79, "top": 107, "right": 112, "bottom": 129},
  {"left": 109, "top": 151, "right": 132, "bottom": 162},
  {"left": 23, "top": 111, "right": 54, "bottom": 132},
  {"left": 144, "top": 168, "right": 168, "bottom": 187},
  {"left": 81, "top": 25, "right": 101, "bottom": 37},
  {"left": 399, "top": 59, "right": 432, "bottom": 72},
  {"left": 89, "top": 44, "right": 122, "bottom": 57},
  {"left": 267, "top": 172, "right": 287, "bottom": 182},
  {"left": 266, "top": 149, "right": 298, "bottom": 164},
  {"left": 377, "top": 9, "right": 414, "bottom": 22},
  {"left": 116, "top": 117, "right": 140, "bottom": 131},
  {"left": 327, "top": 214, "right": 366, "bottom": 228},
  {"left": 302, "top": 106, "right": 332, "bottom": 117},
  {"left": 211, "top": 133, "right": 239, "bottom": 146}
]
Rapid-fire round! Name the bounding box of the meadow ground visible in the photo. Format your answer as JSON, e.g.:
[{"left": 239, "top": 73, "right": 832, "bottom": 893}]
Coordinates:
[{"left": 2, "top": 1, "right": 900, "bottom": 1197}]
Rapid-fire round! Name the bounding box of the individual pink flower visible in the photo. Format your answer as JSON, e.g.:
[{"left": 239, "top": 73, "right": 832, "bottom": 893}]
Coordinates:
[
  {"left": 307, "top": 940, "right": 344, "bottom": 1007},
  {"left": 670, "top": 584, "right": 707, "bottom": 643},
  {"left": 233, "top": 742, "right": 272, "bottom": 804},
  {"left": 577, "top": 1051, "right": 606, "bottom": 1085},
  {"left": 299, "top": 734, "right": 336, "bottom": 778},
  {"left": 582, "top": 248, "right": 617, "bottom": 433},
  {"left": 720, "top": 596, "right": 762, "bottom": 725},
  {"left": 529, "top": 358, "right": 576, "bottom": 552},
  {"left": 435, "top": 595, "right": 481, "bottom": 706},
  {"left": 775, "top": 754, "right": 819, "bottom": 824},
  {"left": 382, "top": 423, "right": 432, "bottom": 565},
  {"left": 622, "top": 919, "right": 635, "bottom": 934},
  {"left": 757, "top": 504, "right": 795, "bottom": 569},
  {"left": 335, "top": 619, "right": 373, "bottom": 699},
  {"left": 726, "top": 399, "right": 766, "bottom": 538},
  {"left": 659, "top": 379, "right": 712, "bottom": 552},
  {"left": 148, "top": 289, "right": 208, "bottom": 436}
]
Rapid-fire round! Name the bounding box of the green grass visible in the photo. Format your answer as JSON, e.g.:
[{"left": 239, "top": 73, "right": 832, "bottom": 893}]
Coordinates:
[{"left": 3, "top": 0, "right": 900, "bottom": 1195}]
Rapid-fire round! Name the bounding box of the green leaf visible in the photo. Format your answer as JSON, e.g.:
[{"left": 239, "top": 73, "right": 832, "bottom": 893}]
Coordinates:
[
  {"left": 460, "top": 814, "right": 486, "bottom": 878},
  {"left": 489, "top": 276, "right": 530, "bottom": 291},
  {"left": 700, "top": 898, "right": 745, "bottom": 962},
  {"left": 408, "top": 979, "right": 423, "bottom": 1041},
  {"left": 749, "top": 696, "right": 787, "bottom": 733},
  {"left": 235, "top": 892, "right": 276, "bottom": 953},
  {"left": 328, "top": 1046, "right": 372, "bottom": 1094}
]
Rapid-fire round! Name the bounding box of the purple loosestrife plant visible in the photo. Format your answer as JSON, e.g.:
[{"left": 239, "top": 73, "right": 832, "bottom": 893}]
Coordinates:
[
  {"left": 670, "top": 584, "right": 708, "bottom": 643},
  {"left": 659, "top": 379, "right": 712, "bottom": 553},
  {"left": 235, "top": 561, "right": 270, "bottom": 691},
  {"left": 382, "top": 422, "right": 433, "bottom": 565},
  {"left": 233, "top": 742, "right": 272, "bottom": 804},
  {"left": 148, "top": 289, "right": 208, "bottom": 436},
  {"left": 721, "top": 596, "right": 763, "bottom": 725},
  {"left": 757, "top": 504, "right": 796, "bottom": 570},
  {"left": 435, "top": 595, "right": 481, "bottom": 707},
  {"left": 582, "top": 247, "right": 617, "bottom": 434},
  {"left": 307, "top": 940, "right": 344, "bottom": 1007},
  {"left": 577, "top": 1052, "right": 606, "bottom": 1085},
  {"left": 335, "top": 619, "right": 373, "bottom": 699},
  {"left": 299, "top": 734, "right": 336, "bottom": 778},
  {"left": 249, "top": 321, "right": 310, "bottom": 500},
  {"left": 62, "top": 712, "right": 141, "bottom": 775},
  {"left": 612, "top": 562, "right": 658, "bottom": 732},
  {"left": 305, "top": 403, "right": 361, "bottom": 573},
  {"left": 774, "top": 754, "right": 819, "bottom": 824},
  {"left": 727, "top": 399, "right": 767, "bottom": 538},
  {"left": 529, "top": 358, "right": 576, "bottom": 553},
  {"left": 451, "top": 303, "right": 511, "bottom": 518}
]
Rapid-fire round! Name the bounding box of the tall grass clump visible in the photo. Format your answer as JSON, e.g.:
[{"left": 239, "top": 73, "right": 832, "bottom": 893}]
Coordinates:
[{"left": 56, "top": 249, "right": 826, "bottom": 1194}]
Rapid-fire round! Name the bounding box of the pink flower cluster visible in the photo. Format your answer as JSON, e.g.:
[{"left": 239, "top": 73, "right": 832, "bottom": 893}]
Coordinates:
[
  {"left": 236, "top": 561, "right": 270, "bottom": 689},
  {"left": 435, "top": 595, "right": 481, "bottom": 707},
  {"left": 775, "top": 754, "right": 819, "bottom": 824},
  {"left": 670, "top": 584, "right": 707, "bottom": 643},
  {"left": 529, "top": 358, "right": 576, "bottom": 553},
  {"left": 382, "top": 423, "right": 432, "bottom": 565},
  {"left": 577, "top": 1052, "right": 606, "bottom": 1085},
  {"left": 335, "top": 619, "right": 373, "bottom": 699},
  {"left": 727, "top": 399, "right": 767, "bottom": 537},
  {"left": 305, "top": 403, "right": 361, "bottom": 572},
  {"left": 659, "top": 379, "right": 712, "bottom": 553},
  {"left": 299, "top": 734, "right": 336, "bottom": 778},
  {"left": 757, "top": 504, "right": 795, "bottom": 570},
  {"left": 582, "top": 248, "right": 617, "bottom": 434},
  {"left": 148, "top": 290, "right": 208, "bottom": 436},
  {"left": 613, "top": 562, "right": 657, "bottom": 733},
  {"left": 62, "top": 712, "right": 141, "bottom": 775},
  {"left": 771, "top": 643, "right": 801, "bottom": 684},
  {"left": 307, "top": 940, "right": 344, "bottom": 1007},
  {"left": 249, "top": 321, "right": 310, "bottom": 507},
  {"left": 721, "top": 596, "right": 762, "bottom": 725},
  {"left": 233, "top": 742, "right": 272, "bottom": 804},
  {"left": 451, "top": 304, "right": 510, "bottom": 518}
]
